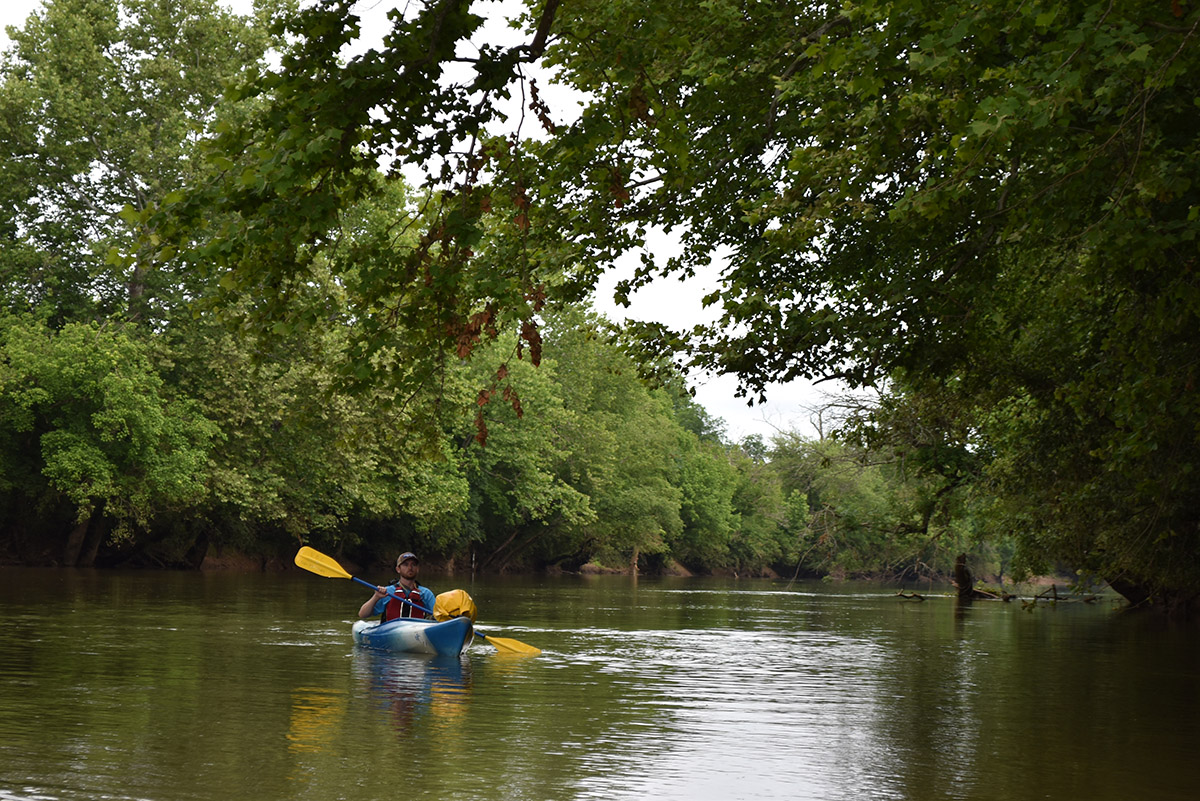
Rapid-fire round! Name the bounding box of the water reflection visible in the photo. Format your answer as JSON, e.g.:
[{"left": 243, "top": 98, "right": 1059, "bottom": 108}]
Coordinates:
[
  {"left": 286, "top": 687, "right": 346, "bottom": 753},
  {"left": 2, "top": 570, "right": 1197, "bottom": 801},
  {"left": 350, "top": 650, "right": 473, "bottom": 738}
]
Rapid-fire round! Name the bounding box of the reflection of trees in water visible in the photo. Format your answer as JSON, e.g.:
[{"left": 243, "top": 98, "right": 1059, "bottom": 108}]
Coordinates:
[
  {"left": 283, "top": 652, "right": 474, "bottom": 758},
  {"left": 352, "top": 650, "right": 474, "bottom": 737}
]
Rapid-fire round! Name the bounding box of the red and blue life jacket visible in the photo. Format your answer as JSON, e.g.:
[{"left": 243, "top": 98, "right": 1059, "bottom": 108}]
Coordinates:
[{"left": 382, "top": 583, "right": 428, "bottom": 622}]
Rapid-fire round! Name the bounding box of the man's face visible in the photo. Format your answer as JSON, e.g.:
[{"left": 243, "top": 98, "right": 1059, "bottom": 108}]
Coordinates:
[{"left": 396, "top": 558, "right": 419, "bottom": 578}]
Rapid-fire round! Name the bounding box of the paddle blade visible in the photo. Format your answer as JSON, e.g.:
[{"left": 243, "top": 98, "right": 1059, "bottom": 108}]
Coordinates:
[
  {"left": 478, "top": 632, "right": 541, "bottom": 656},
  {"left": 294, "top": 546, "right": 352, "bottom": 580}
]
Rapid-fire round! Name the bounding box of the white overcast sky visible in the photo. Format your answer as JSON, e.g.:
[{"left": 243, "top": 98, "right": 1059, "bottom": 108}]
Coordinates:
[{"left": 2, "top": 0, "right": 847, "bottom": 442}]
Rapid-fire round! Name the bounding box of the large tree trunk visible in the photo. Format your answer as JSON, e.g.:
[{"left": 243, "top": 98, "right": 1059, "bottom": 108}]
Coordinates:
[
  {"left": 184, "top": 530, "right": 210, "bottom": 569},
  {"left": 63, "top": 513, "right": 92, "bottom": 567},
  {"left": 952, "top": 553, "right": 971, "bottom": 598},
  {"left": 953, "top": 553, "right": 994, "bottom": 601},
  {"left": 78, "top": 517, "right": 108, "bottom": 568},
  {"left": 1106, "top": 575, "right": 1151, "bottom": 608},
  {"left": 1104, "top": 575, "right": 1152, "bottom": 606}
]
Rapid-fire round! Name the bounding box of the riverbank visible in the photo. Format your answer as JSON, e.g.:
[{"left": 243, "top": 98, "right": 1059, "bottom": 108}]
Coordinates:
[
  {"left": 1, "top": 545, "right": 1064, "bottom": 597},
  {"left": 196, "top": 550, "right": 756, "bottom": 579}
]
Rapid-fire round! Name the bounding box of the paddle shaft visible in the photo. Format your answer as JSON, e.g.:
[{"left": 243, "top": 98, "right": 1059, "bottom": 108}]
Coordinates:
[{"left": 352, "top": 576, "right": 435, "bottom": 617}]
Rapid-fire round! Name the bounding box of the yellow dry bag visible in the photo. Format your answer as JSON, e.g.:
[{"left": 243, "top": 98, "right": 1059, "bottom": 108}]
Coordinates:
[{"left": 433, "top": 588, "right": 478, "bottom": 622}]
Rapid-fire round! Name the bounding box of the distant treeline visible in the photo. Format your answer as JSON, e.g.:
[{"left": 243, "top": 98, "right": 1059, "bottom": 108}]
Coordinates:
[{"left": 0, "top": 305, "right": 992, "bottom": 581}]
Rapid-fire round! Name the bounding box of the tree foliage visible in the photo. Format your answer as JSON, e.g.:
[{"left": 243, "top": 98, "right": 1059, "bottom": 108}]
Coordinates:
[
  {"left": 0, "top": 0, "right": 280, "bottom": 324},
  {"left": 0, "top": 0, "right": 791, "bottom": 576},
  {"left": 528, "top": 0, "right": 1200, "bottom": 607},
  {"left": 0, "top": 313, "right": 215, "bottom": 563},
  {"left": 4, "top": 0, "right": 1197, "bottom": 610}
]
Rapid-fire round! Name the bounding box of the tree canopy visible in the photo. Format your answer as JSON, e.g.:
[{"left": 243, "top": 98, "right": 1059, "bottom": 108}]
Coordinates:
[
  {"left": 191, "top": 0, "right": 1196, "bottom": 608},
  {"left": 2, "top": 0, "right": 1198, "bottom": 611}
]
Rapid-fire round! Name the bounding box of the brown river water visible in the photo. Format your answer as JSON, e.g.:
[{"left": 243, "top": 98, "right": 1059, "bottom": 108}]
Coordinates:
[{"left": 0, "top": 568, "right": 1196, "bottom": 800}]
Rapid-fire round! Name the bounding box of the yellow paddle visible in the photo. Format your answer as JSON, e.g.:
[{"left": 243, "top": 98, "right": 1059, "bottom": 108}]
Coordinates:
[
  {"left": 472, "top": 630, "right": 541, "bottom": 656},
  {"left": 294, "top": 546, "right": 541, "bottom": 656}
]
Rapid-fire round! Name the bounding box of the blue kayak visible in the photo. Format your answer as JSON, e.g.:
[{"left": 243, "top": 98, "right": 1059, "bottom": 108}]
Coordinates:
[{"left": 351, "top": 616, "right": 473, "bottom": 656}]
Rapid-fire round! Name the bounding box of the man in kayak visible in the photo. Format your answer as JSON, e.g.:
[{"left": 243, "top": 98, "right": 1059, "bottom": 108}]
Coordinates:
[{"left": 358, "top": 552, "right": 437, "bottom": 622}]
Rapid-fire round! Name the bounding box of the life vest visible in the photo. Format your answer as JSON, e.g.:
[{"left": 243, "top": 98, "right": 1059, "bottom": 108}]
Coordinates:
[{"left": 382, "top": 583, "right": 428, "bottom": 622}]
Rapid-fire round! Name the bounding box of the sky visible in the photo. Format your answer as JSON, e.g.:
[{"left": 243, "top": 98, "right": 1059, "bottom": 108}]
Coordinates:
[{"left": 0, "top": 0, "right": 847, "bottom": 442}]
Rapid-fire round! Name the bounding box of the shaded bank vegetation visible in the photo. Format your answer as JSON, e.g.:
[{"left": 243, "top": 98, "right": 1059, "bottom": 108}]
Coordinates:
[
  {"left": 2, "top": 0, "right": 1198, "bottom": 613},
  {"left": 0, "top": 302, "right": 992, "bottom": 584}
]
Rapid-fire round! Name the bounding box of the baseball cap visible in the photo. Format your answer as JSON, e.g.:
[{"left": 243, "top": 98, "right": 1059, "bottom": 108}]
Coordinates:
[{"left": 396, "top": 552, "right": 419, "bottom": 565}]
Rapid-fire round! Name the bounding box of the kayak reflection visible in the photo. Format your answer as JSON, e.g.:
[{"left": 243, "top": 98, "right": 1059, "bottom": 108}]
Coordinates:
[
  {"left": 286, "top": 686, "right": 347, "bottom": 754},
  {"left": 352, "top": 649, "right": 473, "bottom": 736}
]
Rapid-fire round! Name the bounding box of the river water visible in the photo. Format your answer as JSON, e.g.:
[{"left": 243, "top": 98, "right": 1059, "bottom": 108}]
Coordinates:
[{"left": 0, "top": 568, "right": 1196, "bottom": 801}]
